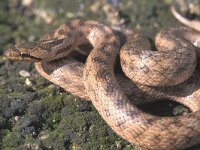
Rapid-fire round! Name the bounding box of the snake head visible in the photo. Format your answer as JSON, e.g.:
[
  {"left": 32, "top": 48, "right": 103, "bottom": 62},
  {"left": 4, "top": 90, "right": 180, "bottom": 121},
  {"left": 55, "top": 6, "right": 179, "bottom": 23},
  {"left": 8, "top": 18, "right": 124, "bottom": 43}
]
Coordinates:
[
  {"left": 4, "top": 42, "right": 45, "bottom": 61},
  {"left": 4, "top": 38, "right": 72, "bottom": 62},
  {"left": 4, "top": 40, "right": 62, "bottom": 62}
]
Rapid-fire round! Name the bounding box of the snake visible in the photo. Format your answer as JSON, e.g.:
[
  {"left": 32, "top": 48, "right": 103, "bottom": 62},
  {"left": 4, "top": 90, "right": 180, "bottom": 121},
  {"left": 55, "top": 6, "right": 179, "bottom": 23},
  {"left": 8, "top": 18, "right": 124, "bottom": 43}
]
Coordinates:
[
  {"left": 4, "top": 12, "right": 200, "bottom": 150},
  {"left": 171, "top": 5, "right": 200, "bottom": 32}
]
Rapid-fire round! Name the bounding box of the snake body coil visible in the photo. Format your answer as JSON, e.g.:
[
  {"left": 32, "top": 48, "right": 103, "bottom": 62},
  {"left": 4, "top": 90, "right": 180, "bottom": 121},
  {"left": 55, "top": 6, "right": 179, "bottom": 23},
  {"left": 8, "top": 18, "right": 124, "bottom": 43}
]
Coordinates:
[{"left": 5, "top": 19, "right": 200, "bottom": 150}]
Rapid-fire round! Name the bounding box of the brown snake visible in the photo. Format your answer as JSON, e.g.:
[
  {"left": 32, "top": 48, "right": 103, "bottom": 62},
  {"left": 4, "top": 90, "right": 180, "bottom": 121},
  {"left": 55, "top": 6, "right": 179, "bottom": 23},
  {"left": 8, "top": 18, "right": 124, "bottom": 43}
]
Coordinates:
[{"left": 4, "top": 9, "right": 200, "bottom": 150}]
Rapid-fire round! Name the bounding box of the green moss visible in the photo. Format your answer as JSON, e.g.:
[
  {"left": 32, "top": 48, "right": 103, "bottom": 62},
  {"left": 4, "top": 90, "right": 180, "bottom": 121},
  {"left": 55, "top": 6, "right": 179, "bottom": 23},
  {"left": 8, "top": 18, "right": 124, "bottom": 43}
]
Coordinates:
[
  {"left": 7, "top": 92, "right": 25, "bottom": 97},
  {"left": 60, "top": 112, "right": 88, "bottom": 132},
  {"left": 42, "top": 94, "right": 66, "bottom": 112},
  {"left": 2, "top": 132, "right": 23, "bottom": 150},
  {"left": 0, "top": 85, "right": 6, "bottom": 95},
  {"left": 45, "top": 112, "right": 62, "bottom": 130}
]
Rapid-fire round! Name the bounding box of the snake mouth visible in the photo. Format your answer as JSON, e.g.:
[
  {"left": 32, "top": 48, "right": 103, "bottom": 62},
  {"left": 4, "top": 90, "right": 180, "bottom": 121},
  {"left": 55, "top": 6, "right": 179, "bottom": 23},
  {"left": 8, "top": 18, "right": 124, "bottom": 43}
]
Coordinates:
[{"left": 22, "top": 54, "right": 42, "bottom": 61}]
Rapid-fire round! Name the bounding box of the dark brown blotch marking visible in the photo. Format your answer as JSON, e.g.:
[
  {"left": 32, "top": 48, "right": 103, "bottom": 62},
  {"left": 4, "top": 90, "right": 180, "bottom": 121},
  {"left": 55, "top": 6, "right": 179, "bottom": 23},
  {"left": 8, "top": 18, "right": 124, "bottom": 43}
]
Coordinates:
[
  {"left": 21, "top": 42, "right": 39, "bottom": 49},
  {"left": 58, "top": 29, "right": 68, "bottom": 35},
  {"left": 101, "top": 50, "right": 113, "bottom": 58},
  {"left": 104, "top": 108, "right": 112, "bottom": 117},
  {"left": 92, "top": 56, "right": 108, "bottom": 66},
  {"left": 111, "top": 41, "right": 120, "bottom": 49},
  {"left": 78, "top": 20, "right": 85, "bottom": 26},
  {"left": 66, "top": 32, "right": 73, "bottom": 38},
  {"left": 85, "top": 23, "right": 99, "bottom": 30},
  {"left": 39, "top": 39, "right": 64, "bottom": 51},
  {"left": 65, "top": 44, "right": 73, "bottom": 50},
  {"left": 55, "top": 44, "right": 73, "bottom": 56},
  {"left": 104, "top": 33, "right": 113, "bottom": 40},
  {"left": 65, "top": 22, "right": 75, "bottom": 30},
  {"left": 105, "top": 83, "right": 115, "bottom": 95},
  {"left": 96, "top": 69, "right": 112, "bottom": 80}
]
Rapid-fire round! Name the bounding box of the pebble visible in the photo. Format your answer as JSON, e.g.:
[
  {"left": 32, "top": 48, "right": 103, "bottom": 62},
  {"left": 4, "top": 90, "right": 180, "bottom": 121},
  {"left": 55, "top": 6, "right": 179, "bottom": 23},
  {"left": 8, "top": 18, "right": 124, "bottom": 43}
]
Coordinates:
[
  {"left": 40, "top": 134, "right": 49, "bottom": 140},
  {"left": 19, "top": 70, "right": 31, "bottom": 78},
  {"left": 33, "top": 9, "right": 54, "bottom": 24},
  {"left": 14, "top": 116, "right": 20, "bottom": 122},
  {"left": 22, "top": 0, "right": 33, "bottom": 7},
  {"left": 25, "top": 78, "right": 33, "bottom": 86},
  {"left": 115, "top": 141, "right": 122, "bottom": 149},
  {"left": 24, "top": 143, "right": 40, "bottom": 150}
]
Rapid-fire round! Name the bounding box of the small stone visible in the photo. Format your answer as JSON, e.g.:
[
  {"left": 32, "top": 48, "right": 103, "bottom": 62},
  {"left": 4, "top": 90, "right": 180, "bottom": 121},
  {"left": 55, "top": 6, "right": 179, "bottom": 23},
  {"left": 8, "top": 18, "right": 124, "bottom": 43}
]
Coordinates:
[
  {"left": 115, "top": 141, "right": 122, "bottom": 149},
  {"left": 14, "top": 116, "right": 20, "bottom": 122},
  {"left": 33, "top": 9, "right": 54, "bottom": 24},
  {"left": 19, "top": 70, "right": 31, "bottom": 78},
  {"left": 24, "top": 143, "right": 40, "bottom": 150},
  {"left": 40, "top": 134, "right": 49, "bottom": 140},
  {"left": 22, "top": 0, "right": 33, "bottom": 7},
  {"left": 25, "top": 78, "right": 33, "bottom": 86}
]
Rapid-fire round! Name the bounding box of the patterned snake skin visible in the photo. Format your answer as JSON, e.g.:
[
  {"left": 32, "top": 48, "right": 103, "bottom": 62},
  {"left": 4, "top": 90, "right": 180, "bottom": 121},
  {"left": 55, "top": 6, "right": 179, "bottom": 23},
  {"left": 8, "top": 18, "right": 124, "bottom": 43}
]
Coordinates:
[{"left": 4, "top": 17, "right": 200, "bottom": 149}]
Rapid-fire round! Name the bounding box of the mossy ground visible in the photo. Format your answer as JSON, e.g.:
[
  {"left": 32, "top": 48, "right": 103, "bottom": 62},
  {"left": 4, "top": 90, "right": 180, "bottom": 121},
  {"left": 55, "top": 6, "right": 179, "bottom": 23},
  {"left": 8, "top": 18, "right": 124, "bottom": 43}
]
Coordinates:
[{"left": 0, "top": 0, "right": 200, "bottom": 150}]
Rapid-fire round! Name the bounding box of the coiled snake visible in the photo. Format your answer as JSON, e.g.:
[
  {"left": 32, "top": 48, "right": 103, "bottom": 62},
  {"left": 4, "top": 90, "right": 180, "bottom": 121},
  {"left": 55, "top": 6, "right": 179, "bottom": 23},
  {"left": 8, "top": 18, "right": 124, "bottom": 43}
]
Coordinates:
[{"left": 4, "top": 8, "right": 200, "bottom": 150}]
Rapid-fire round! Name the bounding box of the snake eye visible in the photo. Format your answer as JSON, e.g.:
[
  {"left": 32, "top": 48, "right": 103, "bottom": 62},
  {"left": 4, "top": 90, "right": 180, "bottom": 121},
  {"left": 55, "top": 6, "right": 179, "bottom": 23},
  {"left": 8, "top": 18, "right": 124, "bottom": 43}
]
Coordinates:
[{"left": 21, "top": 53, "right": 29, "bottom": 58}]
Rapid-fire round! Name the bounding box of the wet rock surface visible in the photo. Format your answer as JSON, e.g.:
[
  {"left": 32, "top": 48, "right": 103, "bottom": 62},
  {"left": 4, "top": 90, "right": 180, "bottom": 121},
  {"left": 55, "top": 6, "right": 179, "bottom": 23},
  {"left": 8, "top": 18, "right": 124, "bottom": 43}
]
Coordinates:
[{"left": 1, "top": 0, "right": 200, "bottom": 149}]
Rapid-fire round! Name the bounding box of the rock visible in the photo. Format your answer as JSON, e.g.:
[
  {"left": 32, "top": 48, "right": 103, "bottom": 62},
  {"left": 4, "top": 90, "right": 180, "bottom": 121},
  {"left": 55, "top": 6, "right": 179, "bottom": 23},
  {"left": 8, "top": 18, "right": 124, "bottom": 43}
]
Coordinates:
[
  {"left": 22, "top": 0, "right": 33, "bottom": 7},
  {"left": 25, "top": 78, "right": 33, "bottom": 86},
  {"left": 19, "top": 70, "right": 31, "bottom": 78}
]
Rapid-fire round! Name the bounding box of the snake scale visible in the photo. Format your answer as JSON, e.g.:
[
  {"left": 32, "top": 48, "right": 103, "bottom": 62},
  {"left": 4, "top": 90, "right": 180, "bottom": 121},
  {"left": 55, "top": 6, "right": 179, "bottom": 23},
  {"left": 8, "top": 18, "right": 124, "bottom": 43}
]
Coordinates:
[{"left": 4, "top": 6, "right": 200, "bottom": 150}]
